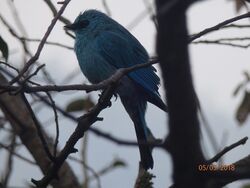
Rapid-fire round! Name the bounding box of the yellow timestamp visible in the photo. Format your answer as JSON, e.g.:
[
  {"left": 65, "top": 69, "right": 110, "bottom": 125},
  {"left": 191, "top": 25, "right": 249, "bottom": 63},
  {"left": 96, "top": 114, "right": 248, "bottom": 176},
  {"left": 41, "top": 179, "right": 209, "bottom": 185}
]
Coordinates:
[{"left": 198, "top": 164, "right": 235, "bottom": 171}]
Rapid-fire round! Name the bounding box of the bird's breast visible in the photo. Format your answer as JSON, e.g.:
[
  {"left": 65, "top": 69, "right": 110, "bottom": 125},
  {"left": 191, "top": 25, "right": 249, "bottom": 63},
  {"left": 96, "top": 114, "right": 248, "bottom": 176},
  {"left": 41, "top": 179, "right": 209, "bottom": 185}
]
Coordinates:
[{"left": 75, "top": 40, "right": 116, "bottom": 84}]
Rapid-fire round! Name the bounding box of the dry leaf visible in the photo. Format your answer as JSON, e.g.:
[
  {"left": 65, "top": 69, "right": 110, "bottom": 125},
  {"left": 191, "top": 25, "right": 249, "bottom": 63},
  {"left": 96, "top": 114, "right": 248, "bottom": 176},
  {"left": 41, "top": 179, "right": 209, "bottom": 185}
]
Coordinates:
[{"left": 236, "top": 91, "right": 250, "bottom": 124}]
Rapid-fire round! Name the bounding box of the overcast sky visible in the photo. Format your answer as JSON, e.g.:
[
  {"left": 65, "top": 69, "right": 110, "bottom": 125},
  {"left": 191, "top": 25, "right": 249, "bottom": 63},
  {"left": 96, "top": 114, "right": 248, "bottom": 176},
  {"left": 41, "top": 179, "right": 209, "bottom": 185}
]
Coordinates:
[{"left": 0, "top": 0, "right": 250, "bottom": 188}]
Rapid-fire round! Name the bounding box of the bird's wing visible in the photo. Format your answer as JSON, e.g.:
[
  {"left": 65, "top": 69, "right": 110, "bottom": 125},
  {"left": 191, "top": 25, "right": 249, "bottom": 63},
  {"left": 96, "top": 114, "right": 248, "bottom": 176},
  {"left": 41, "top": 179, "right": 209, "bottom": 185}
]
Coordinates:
[{"left": 95, "top": 31, "right": 160, "bottom": 96}]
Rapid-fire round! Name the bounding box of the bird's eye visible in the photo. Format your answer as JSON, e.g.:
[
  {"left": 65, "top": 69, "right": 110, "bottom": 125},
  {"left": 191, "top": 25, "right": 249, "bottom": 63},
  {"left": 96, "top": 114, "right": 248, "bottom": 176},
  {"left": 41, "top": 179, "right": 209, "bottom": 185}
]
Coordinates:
[{"left": 78, "top": 20, "right": 89, "bottom": 28}]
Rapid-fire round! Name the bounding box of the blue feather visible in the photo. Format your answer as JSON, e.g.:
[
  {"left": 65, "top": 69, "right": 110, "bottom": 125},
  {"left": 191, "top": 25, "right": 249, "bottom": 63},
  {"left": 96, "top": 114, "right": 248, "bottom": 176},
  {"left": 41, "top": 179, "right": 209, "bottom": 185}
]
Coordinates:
[{"left": 66, "top": 9, "right": 167, "bottom": 170}]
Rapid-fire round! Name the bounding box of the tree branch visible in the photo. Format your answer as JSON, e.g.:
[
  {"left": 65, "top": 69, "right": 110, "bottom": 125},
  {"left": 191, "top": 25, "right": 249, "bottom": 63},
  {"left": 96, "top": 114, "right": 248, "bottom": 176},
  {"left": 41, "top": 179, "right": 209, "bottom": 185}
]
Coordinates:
[
  {"left": 9, "top": 0, "right": 72, "bottom": 85},
  {"left": 43, "top": 0, "right": 71, "bottom": 25},
  {"left": 189, "top": 12, "right": 250, "bottom": 42},
  {"left": 31, "top": 81, "right": 119, "bottom": 187},
  {"left": 0, "top": 60, "right": 157, "bottom": 93},
  {"left": 207, "top": 137, "right": 248, "bottom": 164},
  {"left": 20, "top": 37, "right": 74, "bottom": 50},
  {"left": 0, "top": 73, "right": 81, "bottom": 188},
  {"left": 156, "top": 0, "right": 206, "bottom": 187},
  {"left": 192, "top": 40, "right": 250, "bottom": 48},
  {"left": 0, "top": 142, "right": 37, "bottom": 165}
]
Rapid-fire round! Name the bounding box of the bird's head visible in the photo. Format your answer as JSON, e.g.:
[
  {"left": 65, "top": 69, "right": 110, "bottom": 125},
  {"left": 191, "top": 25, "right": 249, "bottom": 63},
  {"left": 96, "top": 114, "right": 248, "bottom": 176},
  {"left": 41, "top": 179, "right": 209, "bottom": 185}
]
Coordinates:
[{"left": 64, "top": 9, "right": 112, "bottom": 36}]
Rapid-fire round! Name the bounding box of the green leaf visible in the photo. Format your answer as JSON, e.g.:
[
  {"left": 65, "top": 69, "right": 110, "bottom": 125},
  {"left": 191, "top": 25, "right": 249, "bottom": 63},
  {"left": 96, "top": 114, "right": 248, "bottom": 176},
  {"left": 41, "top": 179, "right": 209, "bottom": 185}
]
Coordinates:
[
  {"left": 0, "top": 36, "right": 9, "bottom": 61},
  {"left": 66, "top": 96, "right": 95, "bottom": 112}
]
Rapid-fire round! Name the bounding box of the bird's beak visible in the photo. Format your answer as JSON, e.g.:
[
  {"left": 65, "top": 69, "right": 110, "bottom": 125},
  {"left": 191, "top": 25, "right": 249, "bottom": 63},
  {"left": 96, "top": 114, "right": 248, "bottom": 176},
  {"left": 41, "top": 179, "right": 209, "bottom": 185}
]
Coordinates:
[{"left": 64, "top": 23, "right": 77, "bottom": 31}]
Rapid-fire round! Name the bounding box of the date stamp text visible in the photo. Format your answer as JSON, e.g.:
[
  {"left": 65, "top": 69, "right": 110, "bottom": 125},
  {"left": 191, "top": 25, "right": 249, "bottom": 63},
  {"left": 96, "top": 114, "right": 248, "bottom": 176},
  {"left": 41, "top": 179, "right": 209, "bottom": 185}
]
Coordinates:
[{"left": 198, "top": 164, "right": 235, "bottom": 171}]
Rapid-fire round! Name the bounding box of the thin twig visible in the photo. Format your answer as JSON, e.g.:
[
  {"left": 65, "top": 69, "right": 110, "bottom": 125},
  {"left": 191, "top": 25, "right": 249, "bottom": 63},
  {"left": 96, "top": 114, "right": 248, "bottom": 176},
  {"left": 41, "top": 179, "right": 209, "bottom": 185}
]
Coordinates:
[
  {"left": 126, "top": 8, "right": 149, "bottom": 30},
  {"left": 88, "top": 158, "right": 126, "bottom": 180},
  {"left": 31, "top": 81, "right": 119, "bottom": 187},
  {"left": 22, "top": 64, "right": 46, "bottom": 83},
  {"left": 0, "top": 61, "right": 19, "bottom": 73},
  {"left": 198, "top": 106, "right": 220, "bottom": 162},
  {"left": 45, "top": 92, "right": 59, "bottom": 157},
  {"left": 0, "top": 142, "right": 36, "bottom": 165},
  {"left": 20, "top": 37, "right": 74, "bottom": 50},
  {"left": 223, "top": 24, "right": 250, "bottom": 28},
  {"left": 68, "top": 156, "right": 101, "bottom": 187},
  {"left": 143, "top": 0, "right": 158, "bottom": 29},
  {"left": 82, "top": 133, "right": 89, "bottom": 188},
  {"left": 7, "top": 0, "right": 28, "bottom": 37},
  {"left": 215, "top": 37, "right": 250, "bottom": 41},
  {"left": 189, "top": 12, "right": 250, "bottom": 42},
  {"left": 0, "top": 13, "right": 56, "bottom": 84},
  {"left": 7, "top": 0, "right": 29, "bottom": 62},
  {"left": 102, "top": 0, "right": 112, "bottom": 16},
  {"left": 2, "top": 134, "right": 16, "bottom": 187},
  {"left": 192, "top": 40, "right": 250, "bottom": 48},
  {"left": 9, "top": 0, "right": 72, "bottom": 85},
  {"left": 0, "top": 13, "right": 31, "bottom": 56},
  {"left": 207, "top": 137, "right": 248, "bottom": 163},
  {"left": 11, "top": 64, "right": 45, "bottom": 95},
  {"left": 43, "top": 0, "right": 71, "bottom": 25},
  {"left": 20, "top": 93, "right": 55, "bottom": 162}
]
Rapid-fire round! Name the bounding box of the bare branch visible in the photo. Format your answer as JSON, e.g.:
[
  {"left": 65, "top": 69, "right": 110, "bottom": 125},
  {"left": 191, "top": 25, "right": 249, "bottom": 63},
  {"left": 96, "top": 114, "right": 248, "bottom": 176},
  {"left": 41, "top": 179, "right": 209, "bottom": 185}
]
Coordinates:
[
  {"left": 0, "top": 142, "right": 36, "bottom": 165},
  {"left": 88, "top": 158, "right": 126, "bottom": 180},
  {"left": 0, "top": 62, "right": 163, "bottom": 148},
  {"left": 223, "top": 24, "right": 250, "bottom": 28},
  {"left": 0, "top": 73, "right": 81, "bottom": 188},
  {"left": 0, "top": 60, "right": 157, "bottom": 93},
  {"left": 207, "top": 137, "right": 248, "bottom": 164},
  {"left": 20, "top": 37, "right": 74, "bottom": 50},
  {"left": 7, "top": 0, "right": 28, "bottom": 37},
  {"left": 102, "top": 0, "right": 112, "bottom": 16},
  {"left": 127, "top": 9, "right": 150, "bottom": 30},
  {"left": 0, "top": 61, "right": 19, "bottom": 73},
  {"left": 43, "top": 0, "right": 71, "bottom": 25},
  {"left": 189, "top": 12, "right": 250, "bottom": 42},
  {"left": 219, "top": 154, "right": 250, "bottom": 186},
  {"left": 68, "top": 156, "right": 101, "bottom": 187},
  {"left": 31, "top": 81, "right": 119, "bottom": 187},
  {"left": 0, "top": 13, "right": 31, "bottom": 56},
  {"left": 9, "top": 0, "right": 72, "bottom": 85},
  {"left": 20, "top": 93, "right": 55, "bottom": 162},
  {"left": 202, "top": 155, "right": 250, "bottom": 187},
  {"left": 81, "top": 133, "right": 90, "bottom": 188},
  {"left": 143, "top": 0, "right": 157, "bottom": 29},
  {"left": 192, "top": 40, "right": 250, "bottom": 48},
  {"left": 45, "top": 92, "right": 60, "bottom": 157},
  {"left": 2, "top": 134, "right": 16, "bottom": 187},
  {"left": 0, "top": 9, "right": 57, "bottom": 84},
  {"left": 156, "top": 0, "right": 205, "bottom": 187}
]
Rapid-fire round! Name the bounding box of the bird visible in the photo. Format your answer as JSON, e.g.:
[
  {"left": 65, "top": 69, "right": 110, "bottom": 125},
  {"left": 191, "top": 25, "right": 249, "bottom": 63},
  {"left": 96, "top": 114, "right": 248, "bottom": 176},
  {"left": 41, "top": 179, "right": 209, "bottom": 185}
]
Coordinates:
[{"left": 64, "top": 9, "right": 167, "bottom": 170}]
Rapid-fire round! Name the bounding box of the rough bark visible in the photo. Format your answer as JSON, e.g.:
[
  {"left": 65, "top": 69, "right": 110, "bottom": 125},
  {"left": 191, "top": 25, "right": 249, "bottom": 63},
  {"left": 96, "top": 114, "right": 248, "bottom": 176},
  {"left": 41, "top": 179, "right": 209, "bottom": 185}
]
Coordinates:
[
  {"left": 156, "top": 0, "right": 206, "bottom": 187},
  {"left": 0, "top": 73, "right": 80, "bottom": 188}
]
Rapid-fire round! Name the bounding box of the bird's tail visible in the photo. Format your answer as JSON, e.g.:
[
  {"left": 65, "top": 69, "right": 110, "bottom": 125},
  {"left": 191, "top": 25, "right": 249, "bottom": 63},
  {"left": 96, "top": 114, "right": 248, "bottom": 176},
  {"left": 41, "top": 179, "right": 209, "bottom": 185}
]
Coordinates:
[
  {"left": 120, "top": 94, "right": 153, "bottom": 170},
  {"left": 134, "top": 116, "right": 154, "bottom": 170}
]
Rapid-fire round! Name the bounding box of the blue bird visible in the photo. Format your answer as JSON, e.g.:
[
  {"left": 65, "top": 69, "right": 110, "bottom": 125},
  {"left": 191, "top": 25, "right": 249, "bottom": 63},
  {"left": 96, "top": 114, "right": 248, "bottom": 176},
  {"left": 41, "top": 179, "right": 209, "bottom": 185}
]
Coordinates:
[{"left": 64, "top": 9, "right": 167, "bottom": 170}]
